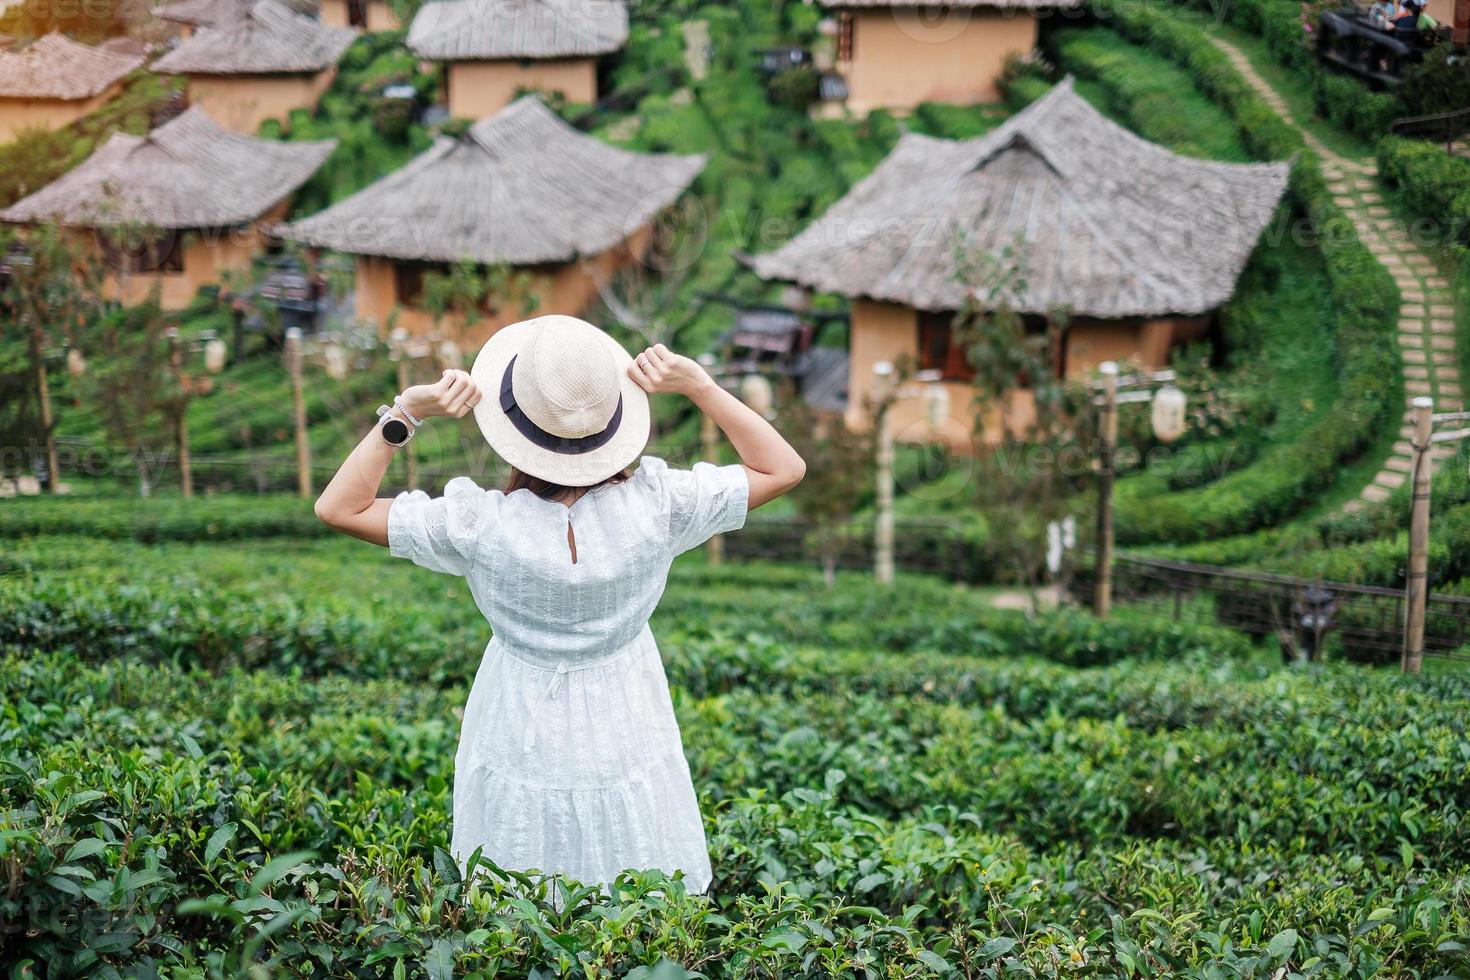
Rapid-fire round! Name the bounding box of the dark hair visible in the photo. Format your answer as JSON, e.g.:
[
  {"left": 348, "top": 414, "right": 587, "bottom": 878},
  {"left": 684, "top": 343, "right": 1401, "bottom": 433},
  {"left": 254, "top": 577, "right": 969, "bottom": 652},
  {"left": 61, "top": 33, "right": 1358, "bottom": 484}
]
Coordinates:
[{"left": 505, "top": 468, "right": 629, "bottom": 501}]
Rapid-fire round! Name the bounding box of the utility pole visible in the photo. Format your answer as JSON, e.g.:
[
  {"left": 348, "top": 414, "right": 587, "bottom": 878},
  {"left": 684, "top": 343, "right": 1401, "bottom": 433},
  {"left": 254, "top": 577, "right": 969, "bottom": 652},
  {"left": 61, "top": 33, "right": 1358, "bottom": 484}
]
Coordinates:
[
  {"left": 1404, "top": 397, "right": 1434, "bottom": 674},
  {"left": 167, "top": 327, "right": 193, "bottom": 498},
  {"left": 28, "top": 321, "right": 60, "bottom": 494},
  {"left": 1090, "top": 362, "right": 1187, "bottom": 619},
  {"left": 1093, "top": 362, "right": 1119, "bottom": 618},
  {"left": 873, "top": 363, "right": 897, "bottom": 585},
  {"left": 871, "top": 363, "right": 946, "bottom": 586},
  {"left": 285, "top": 327, "right": 312, "bottom": 498}
]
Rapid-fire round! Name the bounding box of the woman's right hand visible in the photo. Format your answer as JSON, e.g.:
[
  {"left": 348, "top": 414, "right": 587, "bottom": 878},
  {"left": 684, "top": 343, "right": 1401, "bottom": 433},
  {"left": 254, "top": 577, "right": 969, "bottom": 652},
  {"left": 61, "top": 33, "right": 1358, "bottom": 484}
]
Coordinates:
[{"left": 401, "top": 369, "right": 482, "bottom": 420}]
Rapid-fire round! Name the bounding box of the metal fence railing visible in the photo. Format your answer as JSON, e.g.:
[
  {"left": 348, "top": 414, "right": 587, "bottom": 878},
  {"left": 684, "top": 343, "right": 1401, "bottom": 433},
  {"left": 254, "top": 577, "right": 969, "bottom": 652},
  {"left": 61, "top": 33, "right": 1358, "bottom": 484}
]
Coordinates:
[{"left": 1078, "top": 554, "right": 1470, "bottom": 664}]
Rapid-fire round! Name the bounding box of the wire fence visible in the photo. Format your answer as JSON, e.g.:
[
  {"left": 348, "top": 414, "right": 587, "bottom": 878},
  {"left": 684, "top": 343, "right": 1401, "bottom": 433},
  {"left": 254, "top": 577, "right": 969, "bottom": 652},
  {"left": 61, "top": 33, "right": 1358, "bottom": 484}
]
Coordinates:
[
  {"left": 25, "top": 443, "right": 1470, "bottom": 662},
  {"left": 1077, "top": 554, "right": 1470, "bottom": 664}
]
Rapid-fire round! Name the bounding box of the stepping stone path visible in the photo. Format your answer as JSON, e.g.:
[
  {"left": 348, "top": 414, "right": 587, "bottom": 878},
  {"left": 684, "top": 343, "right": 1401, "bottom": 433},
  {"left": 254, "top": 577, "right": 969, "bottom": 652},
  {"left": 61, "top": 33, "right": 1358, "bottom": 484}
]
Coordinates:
[{"left": 1211, "top": 37, "right": 1462, "bottom": 512}]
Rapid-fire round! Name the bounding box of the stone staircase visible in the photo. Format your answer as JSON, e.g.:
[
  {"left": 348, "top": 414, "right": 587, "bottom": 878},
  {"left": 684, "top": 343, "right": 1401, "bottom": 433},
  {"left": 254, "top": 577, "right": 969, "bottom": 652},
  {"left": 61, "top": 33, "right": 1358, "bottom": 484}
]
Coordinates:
[{"left": 1211, "top": 37, "right": 1462, "bottom": 511}]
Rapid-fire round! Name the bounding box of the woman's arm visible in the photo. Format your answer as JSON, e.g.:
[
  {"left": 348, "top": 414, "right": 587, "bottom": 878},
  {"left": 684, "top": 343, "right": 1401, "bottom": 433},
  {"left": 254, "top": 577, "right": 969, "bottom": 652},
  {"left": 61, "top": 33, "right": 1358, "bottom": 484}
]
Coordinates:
[
  {"left": 314, "top": 368, "right": 483, "bottom": 545},
  {"left": 628, "top": 344, "right": 805, "bottom": 509}
]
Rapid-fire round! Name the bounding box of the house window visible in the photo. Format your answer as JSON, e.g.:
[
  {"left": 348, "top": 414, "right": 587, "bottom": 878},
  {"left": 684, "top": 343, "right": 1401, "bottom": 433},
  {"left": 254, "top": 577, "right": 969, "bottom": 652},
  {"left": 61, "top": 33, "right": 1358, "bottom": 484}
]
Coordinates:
[
  {"left": 394, "top": 260, "right": 507, "bottom": 314},
  {"left": 836, "top": 11, "right": 854, "bottom": 62},
  {"left": 347, "top": 0, "right": 368, "bottom": 27},
  {"left": 918, "top": 311, "right": 973, "bottom": 382},
  {"left": 98, "top": 231, "right": 185, "bottom": 275},
  {"left": 394, "top": 261, "right": 436, "bottom": 308}
]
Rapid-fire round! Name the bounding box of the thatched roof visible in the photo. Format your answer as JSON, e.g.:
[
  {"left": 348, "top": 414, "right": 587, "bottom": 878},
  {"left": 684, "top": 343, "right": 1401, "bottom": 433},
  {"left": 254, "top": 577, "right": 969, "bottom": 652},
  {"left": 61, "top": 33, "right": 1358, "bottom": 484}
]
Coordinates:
[
  {"left": 157, "top": 0, "right": 316, "bottom": 27},
  {"left": 408, "top": 0, "right": 627, "bottom": 61},
  {"left": 153, "top": 0, "right": 354, "bottom": 75},
  {"left": 278, "top": 96, "right": 704, "bottom": 265},
  {"left": 0, "top": 34, "right": 145, "bottom": 101},
  {"left": 0, "top": 106, "right": 335, "bottom": 228},
  {"left": 822, "top": 0, "right": 1081, "bottom": 8},
  {"left": 752, "top": 78, "right": 1290, "bottom": 318}
]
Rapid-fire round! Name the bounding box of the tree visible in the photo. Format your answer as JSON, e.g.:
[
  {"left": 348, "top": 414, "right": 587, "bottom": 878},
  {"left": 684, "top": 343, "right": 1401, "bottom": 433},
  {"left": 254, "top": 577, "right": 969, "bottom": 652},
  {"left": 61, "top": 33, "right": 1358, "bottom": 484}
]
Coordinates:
[
  {"left": 0, "top": 225, "right": 106, "bottom": 492},
  {"left": 948, "top": 233, "right": 1089, "bottom": 589},
  {"left": 783, "top": 394, "right": 874, "bottom": 587},
  {"left": 74, "top": 297, "right": 174, "bottom": 497},
  {"left": 420, "top": 260, "right": 539, "bottom": 335}
]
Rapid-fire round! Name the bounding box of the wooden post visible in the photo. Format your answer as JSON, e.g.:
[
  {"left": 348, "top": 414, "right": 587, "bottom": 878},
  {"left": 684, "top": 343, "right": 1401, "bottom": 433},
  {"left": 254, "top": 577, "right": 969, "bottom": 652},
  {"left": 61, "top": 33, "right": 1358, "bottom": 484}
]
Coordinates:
[
  {"left": 396, "top": 351, "right": 417, "bottom": 491},
  {"left": 167, "top": 329, "right": 193, "bottom": 499},
  {"left": 28, "top": 322, "right": 60, "bottom": 494},
  {"left": 1403, "top": 396, "right": 1434, "bottom": 674},
  {"left": 701, "top": 410, "right": 724, "bottom": 566},
  {"left": 285, "top": 327, "right": 312, "bottom": 499},
  {"left": 874, "top": 363, "right": 896, "bottom": 585},
  {"left": 1094, "top": 361, "right": 1119, "bottom": 618}
]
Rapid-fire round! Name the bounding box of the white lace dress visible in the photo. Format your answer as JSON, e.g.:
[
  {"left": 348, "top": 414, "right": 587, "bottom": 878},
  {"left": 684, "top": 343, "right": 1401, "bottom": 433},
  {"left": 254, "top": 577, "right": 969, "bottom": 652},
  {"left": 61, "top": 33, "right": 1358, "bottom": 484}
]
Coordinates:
[{"left": 386, "top": 456, "right": 748, "bottom": 894}]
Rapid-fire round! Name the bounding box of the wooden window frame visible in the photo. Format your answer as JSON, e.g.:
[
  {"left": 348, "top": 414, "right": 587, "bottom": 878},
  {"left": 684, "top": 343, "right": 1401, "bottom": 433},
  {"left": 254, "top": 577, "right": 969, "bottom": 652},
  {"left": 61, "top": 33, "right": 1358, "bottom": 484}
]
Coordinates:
[
  {"left": 836, "top": 11, "right": 855, "bottom": 62},
  {"left": 917, "top": 310, "right": 974, "bottom": 383}
]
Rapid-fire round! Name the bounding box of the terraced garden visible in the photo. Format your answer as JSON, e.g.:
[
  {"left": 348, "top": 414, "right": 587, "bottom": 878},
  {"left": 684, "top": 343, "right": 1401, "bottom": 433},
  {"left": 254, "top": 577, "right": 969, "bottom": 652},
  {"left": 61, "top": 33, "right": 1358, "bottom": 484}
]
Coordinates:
[{"left": 5, "top": 502, "right": 1470, "bottom": 976}]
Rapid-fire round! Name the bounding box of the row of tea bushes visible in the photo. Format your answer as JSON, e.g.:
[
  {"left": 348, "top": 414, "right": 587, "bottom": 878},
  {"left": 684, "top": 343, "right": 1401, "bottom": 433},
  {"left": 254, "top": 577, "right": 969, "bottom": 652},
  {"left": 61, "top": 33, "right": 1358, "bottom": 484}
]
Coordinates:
[
  {"left": 0, "top": 534, "right": 1249, "bottom": 683},
  {"left": 7, "top": 642, "right": 1470, "bottom": 976},
  {"left": 1083, "top": 4, "right": 1402, "bottom": 547}
]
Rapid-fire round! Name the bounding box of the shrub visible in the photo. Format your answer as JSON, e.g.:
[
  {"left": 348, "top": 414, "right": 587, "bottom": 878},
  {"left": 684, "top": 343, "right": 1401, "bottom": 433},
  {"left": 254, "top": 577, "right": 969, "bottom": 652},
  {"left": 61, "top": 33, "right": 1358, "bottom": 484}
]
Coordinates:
[{"left": 1089, "top": 5, "right": 1401, "bottom": 545}]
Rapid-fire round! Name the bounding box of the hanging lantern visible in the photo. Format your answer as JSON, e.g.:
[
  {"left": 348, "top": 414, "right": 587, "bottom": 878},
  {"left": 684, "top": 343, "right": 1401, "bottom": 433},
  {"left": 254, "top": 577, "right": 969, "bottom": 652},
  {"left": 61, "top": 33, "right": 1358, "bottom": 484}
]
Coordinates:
[
  {"left": 323, "top": 342, "right": 349, "bottom": 381},
  {"left": 739, "top": 373, "right": 774, "bottom": 419},
  {"left": 872, "top": 360, "right": 895, "bottom": 402},
  {"left": 1150, "top": 384, "right": 1188, "bottom": 444},
  {"left": 203, "top": 337, "right": 228, "bottom": 375},
  {"left": 923, "top": 382, "right": 950, "bottom": 431},
  {"left": 388, "top": 326, "right": 409, "bottom": 360},
  {"left": 1045, "top": 520, "right": 1063, "bottom": 576},
  {"left": 66, "top": 347, "right": 86, "bottom": 379}
]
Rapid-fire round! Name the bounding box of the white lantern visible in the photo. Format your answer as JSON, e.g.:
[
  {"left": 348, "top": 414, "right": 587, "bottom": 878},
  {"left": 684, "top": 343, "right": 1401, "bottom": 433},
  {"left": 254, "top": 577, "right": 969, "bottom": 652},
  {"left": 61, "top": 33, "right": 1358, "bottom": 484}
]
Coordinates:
[
  {"left": 1046, "top": 520, "right": 1064, "bottom": 576},
  {"left": 323, "top": 342, "right": 349, "bottom": 381},
  {"left": 1150, "top": 384, "right": 1188, "bottom": 444},
  {"left": 66, "top": 348, "right": 86, "bottom": 379},
  {"left": 872, "top": 360, "right": 895, "bottom": 402},
  {"left": 388, "top": 326, "right": 409, "bottom": 360},
  {"left": 923, "top": 383, "right": 950, "bottom": 431},
  {"left": 203, "top": 337, "right": 228, "bottom": 375},
  {"left": 739, "top": 373, "right": 774, "bottom": 419}
]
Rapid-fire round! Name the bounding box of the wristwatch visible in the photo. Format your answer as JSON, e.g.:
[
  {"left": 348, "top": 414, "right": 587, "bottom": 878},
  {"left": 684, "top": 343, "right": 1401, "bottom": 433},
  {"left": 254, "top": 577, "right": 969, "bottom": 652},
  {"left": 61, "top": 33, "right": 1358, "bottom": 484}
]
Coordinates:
[{"left": 376, "top": 404, "right": 414, "bottom": 447}]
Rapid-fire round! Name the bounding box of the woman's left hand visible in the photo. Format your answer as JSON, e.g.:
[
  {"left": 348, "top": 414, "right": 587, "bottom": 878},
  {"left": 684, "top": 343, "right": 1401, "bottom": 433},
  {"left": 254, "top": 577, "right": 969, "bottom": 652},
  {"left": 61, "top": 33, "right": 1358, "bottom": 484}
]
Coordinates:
[
  {"left": 401, "top": 369, "right": 483, "bottom": 420},
  {"left": 628, "top": 344, "right": 714, "bottom": 398}
]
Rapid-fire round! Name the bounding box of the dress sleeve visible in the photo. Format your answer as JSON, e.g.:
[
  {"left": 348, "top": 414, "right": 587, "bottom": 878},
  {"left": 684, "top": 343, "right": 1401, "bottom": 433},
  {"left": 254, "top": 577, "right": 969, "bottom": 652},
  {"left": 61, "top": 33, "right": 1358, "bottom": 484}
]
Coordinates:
[
  {"left": 386, "top": 476, "right": 498, "bottom": 576},
  {"left": 637, "top": 456, "right": 750, "bottom": 556}
]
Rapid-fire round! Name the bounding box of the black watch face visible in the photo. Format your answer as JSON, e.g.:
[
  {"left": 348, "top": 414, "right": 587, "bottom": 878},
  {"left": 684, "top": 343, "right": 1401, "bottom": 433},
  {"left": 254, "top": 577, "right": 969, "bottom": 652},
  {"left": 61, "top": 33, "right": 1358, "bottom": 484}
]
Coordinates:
[{"left": 382, "top": 418, "right": 410, "bottom": 445}]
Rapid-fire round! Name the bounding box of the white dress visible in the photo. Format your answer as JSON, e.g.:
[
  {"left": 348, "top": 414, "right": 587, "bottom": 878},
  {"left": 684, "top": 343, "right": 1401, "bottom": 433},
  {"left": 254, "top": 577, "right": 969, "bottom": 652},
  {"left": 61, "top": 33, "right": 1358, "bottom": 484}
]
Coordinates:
[{"left": 386, "top": 455, "right": 749, "bottom": 894}]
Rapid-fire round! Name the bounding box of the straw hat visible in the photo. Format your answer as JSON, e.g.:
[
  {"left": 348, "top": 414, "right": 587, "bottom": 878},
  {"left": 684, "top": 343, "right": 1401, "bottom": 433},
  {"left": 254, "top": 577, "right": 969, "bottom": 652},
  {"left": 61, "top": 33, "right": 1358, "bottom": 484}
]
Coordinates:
[{"left": 469, "top": 315, "right": 651, "bottom": 487}]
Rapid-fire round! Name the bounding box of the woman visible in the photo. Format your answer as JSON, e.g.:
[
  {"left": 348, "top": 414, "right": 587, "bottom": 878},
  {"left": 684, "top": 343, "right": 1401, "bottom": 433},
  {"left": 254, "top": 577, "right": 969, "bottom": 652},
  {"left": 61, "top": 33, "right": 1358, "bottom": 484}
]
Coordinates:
[{"left": 314, "top": 315, "right": 805, "bottom": 894}]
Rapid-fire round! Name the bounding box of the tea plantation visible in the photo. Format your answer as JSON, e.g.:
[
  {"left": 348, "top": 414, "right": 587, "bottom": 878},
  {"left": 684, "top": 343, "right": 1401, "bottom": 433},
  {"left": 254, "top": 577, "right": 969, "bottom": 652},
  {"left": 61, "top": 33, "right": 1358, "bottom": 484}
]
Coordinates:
[{"left": 4, "top": 501, "right": 1470, "bottom": 977}]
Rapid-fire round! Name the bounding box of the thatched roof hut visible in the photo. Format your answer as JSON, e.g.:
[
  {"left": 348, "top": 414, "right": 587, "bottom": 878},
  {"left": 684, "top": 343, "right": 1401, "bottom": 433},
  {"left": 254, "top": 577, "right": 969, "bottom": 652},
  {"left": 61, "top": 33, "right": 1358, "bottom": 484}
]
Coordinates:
[
  {"left": 753, "top": 78, "right": 1290, "bottom": 318},
  {"left": 406, "top": 0, "right": 628, "bottom": 61},
  {"left": 279, "top": 96, "right": 704, "bottom": 264},
  {"left": 0, "top": 33, "right": 144, "bottom": 101},
  {"left": 157, "top": 0, "right": 316, "bottom": 31},
  {"left": 821, "top": 0, "right": 1079, "bottom": 7},
  {"left": 153, "top": 0, "right": 354, "bottom": 75},
  {"left": 0, "top": 105, "right": 336, "bottom": 227}
]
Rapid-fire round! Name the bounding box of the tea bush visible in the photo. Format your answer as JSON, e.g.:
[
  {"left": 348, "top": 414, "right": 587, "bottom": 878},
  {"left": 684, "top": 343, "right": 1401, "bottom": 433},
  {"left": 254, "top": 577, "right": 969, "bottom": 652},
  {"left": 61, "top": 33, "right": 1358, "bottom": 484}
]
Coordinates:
[
  {"left": 5, "top": 511, "right": 1470, "bottom": 975},
  {"left": 6, "top": 605, "right": 1470, "bottom": 974},
  {"left": 1089, "top": 4, "right": 1401, "bottom": 545}
]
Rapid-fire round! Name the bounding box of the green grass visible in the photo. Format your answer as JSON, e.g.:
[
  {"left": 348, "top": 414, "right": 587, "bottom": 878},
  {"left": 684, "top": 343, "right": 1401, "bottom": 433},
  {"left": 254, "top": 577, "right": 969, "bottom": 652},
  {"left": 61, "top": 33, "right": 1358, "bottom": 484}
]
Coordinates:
[
  {"left": 1149, "top": 7, "right": 1377, "bottom": 161},
  {"left": 1050, "top": 26, "right": 1251, "bottom": 162}
]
